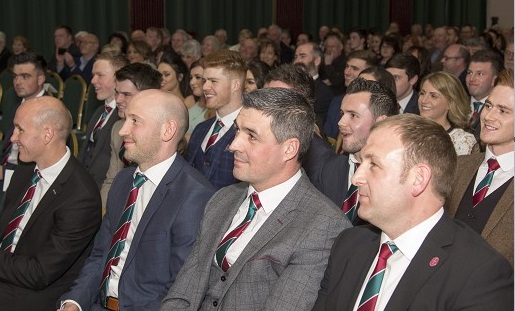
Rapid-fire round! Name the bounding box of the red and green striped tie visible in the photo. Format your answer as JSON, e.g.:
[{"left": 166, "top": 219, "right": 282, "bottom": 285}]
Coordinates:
[
  {"left": 99, "top": 172, "right": 147, "bottom": 306},
  {"left": 472, "top": 158, "right": 500, "bottom": 207},
  {"left": 215, "top": 192, "right": 262, "bottom": 271},
  {"left": 1, "top": 169, "right": 41, "bottom": 252},
  {"left": 206, "top": 119, "right": 224, "bottom": 150},
  {"left": 342, "top": 163, "right": 359, "bottom": 222},
  {"left": 358, "top": 241, "right": 398, "bottom": 311}
]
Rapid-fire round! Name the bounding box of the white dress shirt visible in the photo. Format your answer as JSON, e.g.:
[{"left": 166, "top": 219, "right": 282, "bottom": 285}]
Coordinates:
[
  {"left": 475, "top": 148, "right": 514, "bottom": 195},
  {"left": 397, "top": 90, "right": 414, "bottom": 114},
  {"left": 201, "top": 108, "right": 241, "bottom": 151},
  {"left": 89, "top": 99, "right": 117, "bottom": 142},
  {"left": 347, "top": 153, "right": 359, "bottom": 190},
  {"left": 12, "top": 148, "right": 71, "bottom": 251},
  {"left": 215, "top": 170, "right": 302, "bottom": 267},
  {"left": 353, "top": 208, "right": 444, "bottom": 311}
]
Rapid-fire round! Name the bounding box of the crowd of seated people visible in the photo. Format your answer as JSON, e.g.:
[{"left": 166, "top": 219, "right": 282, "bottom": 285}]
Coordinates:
[{"left": 0, "top": 21, "right": 513, "bottom": 311}]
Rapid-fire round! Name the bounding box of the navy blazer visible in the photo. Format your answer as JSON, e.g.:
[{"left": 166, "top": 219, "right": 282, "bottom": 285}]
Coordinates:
[
  {"left": 186, "top": 117, "right": 238, "bottom": 189},
  {"left": 60, "top": 154, "right": 215, "bottom": 310},
  {"left": 78, "top": 106, "right": 121, "bottom": 188},
  {"left": 0, "top": 157, "right": 101, "bottom": 311},
  {"left": 323, "top": 94, "right": 344, "bottom": 139},
  {"left": 314, "top": 78, "right": 336, "bottom": 128},
  {"left": 313, "top": 214, "right": 514, "bottom": 310},
  {"left": 403, "top": 91, "right": 420, "bottom": 115},
  {"left": 314, "top": 153, "right": 351, "bottom": 207}
]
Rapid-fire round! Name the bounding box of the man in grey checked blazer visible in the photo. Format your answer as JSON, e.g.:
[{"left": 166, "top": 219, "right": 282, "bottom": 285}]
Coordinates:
[{"left": 160, "top": 88, "right": 352, "bottom": 311}]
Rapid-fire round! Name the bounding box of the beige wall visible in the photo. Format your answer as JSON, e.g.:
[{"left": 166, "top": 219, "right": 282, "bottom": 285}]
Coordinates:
[{"left": 486, "top": 0, "right": 514, "bottom": 33}]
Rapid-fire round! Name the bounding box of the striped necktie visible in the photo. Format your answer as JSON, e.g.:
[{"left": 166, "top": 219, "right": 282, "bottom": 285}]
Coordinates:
[
  {"left": 118, "top": 141, "right": 130, "bottom": 166},
  {"left": 357, "top": 241, "right": 398, "bottom": 311},
  {"left": 472, "top": 158, "right": 500, "bottom": 207},
  {"left": 342, "top": 163, "right": 359, "bottom": 222},
  {"left": 92, "top": 105, "right": 113, "bottom": 139},
  {"left": 206, "top": 119, "right": 224, "bottom": 150},
  {"left": 215, "top": 192, "right": 262, "bottom": 271},
  {"left": 469, "top": 101, "right": 482, "bottom": 127},
  {"left": 99, "top": 172, "right": 147, "bottom": 306},
  {"left": 1, "top": 169, "right": 41, "bottom": 252}
]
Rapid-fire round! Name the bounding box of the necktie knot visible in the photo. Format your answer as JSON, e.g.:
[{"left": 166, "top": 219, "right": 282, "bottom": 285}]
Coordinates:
[
  {"left": 487, "top": 158, "right": 500, "bottom": 172},
  {"left": 379, "top": 241, "right": 398, "bottom": 260},
  {"left": 133, "top": 173, "right": 148, "bottom": 188},
  {"left": 473, "top": 101, "right": 483, "bottom": 112},
  {"left": 105, "top": 105, "right": 113, "bottom": 114},
  {"left": 32, "top": 169, "right": 42, "bottom": 184}
]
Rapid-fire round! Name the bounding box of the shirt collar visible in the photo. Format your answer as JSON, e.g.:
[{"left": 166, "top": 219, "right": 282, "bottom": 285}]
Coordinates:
[
  {"left": 216, "top": 107, "right": 242, "bottom": 128},
  {"left": 105, "top": 98, "right": 117, "bottom": 110},
  {"left": 37, "top": 147, "right": 71, "bottom": 185},
  {"left": 136, "top": 153, "right": 177, "bottom": 187},
  {"left": 21, "top": 89, "right": 46, "bottom": 103},
  {"left": 247, "top": 170, "right": 302, "bottom": 215},
  {"left": 470, "top": 96, "right": 488, "bottom": 104},
  {"left": 381, "top": 208, "right": 444, "bottom": 261},
  {"left": 485, "top": 148, "right": 514, "bottom": 172},
  {"left": 398, "top": 90, "right": 414, "bottom": 110}
]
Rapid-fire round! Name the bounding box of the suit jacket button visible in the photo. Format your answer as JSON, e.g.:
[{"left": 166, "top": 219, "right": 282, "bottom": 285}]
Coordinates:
[
  {"left": 221, "top": 276, "right": 226, "bottom": 281},
  {"left": 213, "top": 301, "right": 218, "bottom": 307},
  {"left": 467, "top": 213, "right": 475, "bottom": 219}
]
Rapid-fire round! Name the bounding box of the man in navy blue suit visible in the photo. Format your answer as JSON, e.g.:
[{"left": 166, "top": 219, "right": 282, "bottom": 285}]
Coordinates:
[
  {"left": 186, "top": 50, "right": 246, "bottom": 189},
  {"left": 59, "top": 89, "right": 215, "bottom": 311},
  {"left": 385, "top": 53, "right": 421, "bottom": 115}
]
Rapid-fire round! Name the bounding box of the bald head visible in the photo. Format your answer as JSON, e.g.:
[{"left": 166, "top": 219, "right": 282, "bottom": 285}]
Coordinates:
[{"left": 21, "top": 96, "right": 72, "bottom": 142}]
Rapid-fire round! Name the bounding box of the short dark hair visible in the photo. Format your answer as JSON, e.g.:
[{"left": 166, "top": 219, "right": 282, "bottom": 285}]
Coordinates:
[
  {"left": 13, "top": 52, "right": 47, "bottom": 73},
  {"left": 242, "top": 87, "right": 315, "bottom": 161},
  {"left": 55, "top": 25, "right": 73, "bottom": 36},
  {"left": 372, "top": 114, "right": 457, "bottom": 200},
  {"left": 115, "top": 63, "right": 162, "bottom": 90},
  {"left": 380, "top": 35, "right": 402, "bottom": 54},
  {"left": 347, "top": 49, "right": 378, "bottom": 67},
  {"left": 469, "top": 49, "right": 504, "bottom": 75},
  {"left": 385, "top": 53, "right": 421, "bottom": 80},
  {"left": 346, "top": 78, "right": 398, "bottom": 118},
  {"left": 359, "top": 66, "right": 397, "bottom": 96},
  {"left": 246, "top": 60, "right": 272, "bottom": 89},
  {"left": 265, "top": 63, "right": 316, "bottom": 106}
]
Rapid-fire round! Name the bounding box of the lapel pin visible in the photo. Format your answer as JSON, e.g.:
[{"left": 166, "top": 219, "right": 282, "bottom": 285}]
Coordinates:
[
  {"left": 53, "top": 189, "right": 56, "bottom": 195},
  {"left": 429, "top": 257, "right": 439, "bottom": 267}
]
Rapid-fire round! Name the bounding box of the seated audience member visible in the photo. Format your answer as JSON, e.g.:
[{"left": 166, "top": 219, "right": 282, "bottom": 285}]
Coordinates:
[
  {"left": 0, "top": 96, "right": 101, "bottom": 310},
  {"left": 214, "top": 28, "right": 229, "bottom": 50},
  {"left": 385, "top": 53, "right": 422, "bottom": 114},
  {"left": 201, "top": 35, "right": 222, "bottom": 57},
  {"left": 158, "top": 51, "right": 189, "bottom": 103},
  {"left": 78, "top": 53, "right": 129, "bottom": 188},
  {"left": 126, "top": 40, "right": 155, "bottom": 68},
  {"left": 130, "top": 29, "right": 145, "bottom": 42},
  {"left": 6, "top": 35, "right": 28, "bottom": 69},
  {"left": 258, "top": 39, "right": 281, "bottom": 68},
  {"left": 267, "top": 24, "right": 294, "bottom": 64},
  {"left": 407, "top": 45, "right": 432, "bottom": 80},
  {"left": 441, "top": 43, "right": 470, "bottom": 93},
  {"left": 316, "top": 79, "right": 398, "bottom": 225},
  {"left": 466, "top": 49, "right": 504, "bottom": 136},
  {"left": 378, "top": 35, "right": 401, "bottom": 66},
  {"left": 446, "top": 69, "right": 514, "bottom": 265},
  {"left": 108, "top": 32, "right": 128, "bottom": 54},
  {"left": 185, "top": 50, "right": 246, "bottom": 189},
  {"left": 145, "top": 27, "right": 163, "bottom": 55},
  {"left": 171, "top": 29, "right": 189, "bottom": 53},
  {"left": 244, "top": 59, "right": 272, "bottom": 93},
  {"left": 294, "top": 42, "right": 335, "bottom": 128},
  {"left": 296, "top": 32, "right": 312, "bottom": 46},
  {"left": 320, "top": 31, "right": 346, "bottom": 95},
  {"left": 179, "top": 39, "right": 202, "bottom": 69},
  {"left": 429, "top": 26, "right": 449, "bottom": 72},
  {"left": 101, "top": 43, "right": 122, "bottom": 55},
  {"left": 160, "top": 88, "right": 351, "bottom": 311},
  {"left": 99, "top": 63, "right": 162, "bottom": 210},
  {"left": 49, "top": 25, "right": 81, "bottom": 80},
  {"left": 184, "top": 61, "right": 215, "bottom": 140},
  {"left": 324, "top": 50, "right": 378, "bottom": 139},
  {"left": 358, "top": 66, "right": 397, "bottom": 96},
  {"left": 312, "top": 114, "right": 514, "bottom": 310},
  {"left": 504, "top": 40, "right": 514, "bottom": 70},
  {"left": 230, "top": 28, "right": 253, "bottom": 51},
  {"left": 264, "top": 64, "right": 334, "bottom": 187},
  {"left": 60, "top": 33, "right": 99, "bottom": 84},
  {"left": 239, "top": 37, "right": 259, "bottom": 63},
  {"left": 348, "top": 28, "right": 368, "bottom": 52},
  {"left": 418, "top": 71, "right": 476, "bottom": 155},
  {"left": 59, "top": 89, "right": 215, "bottom": 311}
]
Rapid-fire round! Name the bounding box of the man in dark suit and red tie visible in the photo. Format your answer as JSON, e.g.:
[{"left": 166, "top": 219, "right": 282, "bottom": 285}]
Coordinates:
[
  {"left": 0, "top": 96, "right": 101, "bottom": 311},
  {"left": 59, "top": 89, "right": 214, "bottom": 311},
  {"left": 312, "top": 114, "right": 513, "bottom": 311},
  {"left": 446, "top": 69, "right": 514, "bottom": 265}
]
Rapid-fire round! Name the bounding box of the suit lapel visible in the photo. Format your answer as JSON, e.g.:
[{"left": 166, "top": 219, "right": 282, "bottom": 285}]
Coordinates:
[
  {"left": 385, "top": 214, "right": 454, "bottom": 311},
  {"left": 446, "top": 154, "right": 483, "bottom": 216},
  {"left": 19, "top": 157, "right": 75, "bottom": 240}
]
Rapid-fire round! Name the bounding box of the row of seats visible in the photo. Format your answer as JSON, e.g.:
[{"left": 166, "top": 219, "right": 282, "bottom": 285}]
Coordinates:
[{"left": 0, "top": 69, "right": 104, "bottom": 156}]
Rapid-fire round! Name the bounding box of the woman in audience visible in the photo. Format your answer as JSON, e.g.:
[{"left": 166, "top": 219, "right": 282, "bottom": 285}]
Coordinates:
[
  {"left": 258, "top": 39, "right": 280, "bottom": 68},
  {"left": 7, "top": 35, "right": 28, "bottom": 69},
  {"left": 158, "top": 51, "right": 189, "bottom": 104},
  {"left": 184, "top": 61, "right": 215, "bottom": 140},
  {"left": 379, "top": 35, "right": 401, "bottom": 66},
  {"left": 108, "top": 32, "right": 128, "bottom": 54},
  {"left": 180, "top": 39, "right": 202, "bottom": 69},
  {"left": 407, "top": 45, "right": 431, "bottom": 83},
  {"left": 418, "top": 71, "right": 477, "bottom": 155},
  {"left": 126, "top": 40, "right": 155, "bottom": 68},
  {"left": 201, "top": 35, "right": 221, "bottom": 57},
  {"left": 244, "top": 59, "right": 272, "bottom": 93}
]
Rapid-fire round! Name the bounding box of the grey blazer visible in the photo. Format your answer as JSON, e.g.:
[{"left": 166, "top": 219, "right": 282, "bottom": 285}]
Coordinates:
[{"left": 160, "top": 173, "right": 352, "bottom": 311}]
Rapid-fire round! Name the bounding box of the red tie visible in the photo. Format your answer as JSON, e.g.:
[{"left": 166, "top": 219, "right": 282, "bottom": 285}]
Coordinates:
[
  {"left": 1, "top": 169, "right": 41, "bottom": 252},
  {"left": 342, "top": 163, "right": 359, "bottom": 222},
  {"left": 206, "top": 119, "right": 224, "bottom": 150},
  {"left": 93, "top": 106, "right": 113, "bottom": 138},
  {"left": 472, "top": 158, "right": 500, "bottom": 207}
]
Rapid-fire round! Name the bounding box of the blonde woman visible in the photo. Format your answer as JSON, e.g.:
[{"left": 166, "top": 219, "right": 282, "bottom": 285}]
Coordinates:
[{"left": 418, "top": 71, "right": 477, "bottom": 155}]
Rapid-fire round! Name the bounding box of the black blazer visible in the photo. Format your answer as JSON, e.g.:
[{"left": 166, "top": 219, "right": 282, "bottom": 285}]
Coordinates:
[
  {"left": 312, "top": 213, "right": 514, "bottom": 310},
  {"left": 0, "top": 156, "right": 101, "bottom": 311}
]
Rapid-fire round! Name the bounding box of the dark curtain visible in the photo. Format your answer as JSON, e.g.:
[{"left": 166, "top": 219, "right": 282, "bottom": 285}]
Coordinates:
[
  {"left": 413, "top": 0, "right": 486, "bottom": 31},
  {"left": 164, "top": 0, "right": 273, "bottom": 44},
  {"left": 303, "top": 0, "right": 390, "bottom": 38},
  {"left": 0, "top": 0, "right": 130, "bottom": 61}
]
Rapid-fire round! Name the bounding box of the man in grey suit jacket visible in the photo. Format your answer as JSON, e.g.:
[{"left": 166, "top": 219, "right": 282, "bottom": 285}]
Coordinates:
[
  {"left": 313, "top": 114, "right": 513, "bottom": 310},
  {"left": 446, "top": 69, "right": 514, "bottom": 265},
  {"left": 161, "top": 88, "right": 351, "bottom": 311},
  {"left": 59, "top": 90, "right": 215, "bottom": 310}
]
